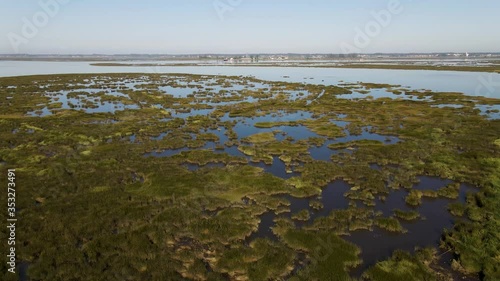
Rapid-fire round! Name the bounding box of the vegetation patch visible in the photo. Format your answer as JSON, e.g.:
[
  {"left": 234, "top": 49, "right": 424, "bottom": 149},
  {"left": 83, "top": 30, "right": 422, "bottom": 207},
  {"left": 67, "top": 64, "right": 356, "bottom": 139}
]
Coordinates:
[{"left": 362, "top": 248, "right": 445, "bottom": 281}]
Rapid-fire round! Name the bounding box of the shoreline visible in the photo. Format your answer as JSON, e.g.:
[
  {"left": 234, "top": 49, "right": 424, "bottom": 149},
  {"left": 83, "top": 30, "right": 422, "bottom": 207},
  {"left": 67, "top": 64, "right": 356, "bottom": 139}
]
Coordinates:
[{"left": 89, "top": 62, "right": 500, "bottom": 73}]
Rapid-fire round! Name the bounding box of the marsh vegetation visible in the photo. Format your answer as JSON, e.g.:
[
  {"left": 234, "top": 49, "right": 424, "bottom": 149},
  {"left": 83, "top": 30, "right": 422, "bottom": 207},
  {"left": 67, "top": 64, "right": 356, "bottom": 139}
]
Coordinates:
[{"left": 0, "top": 73, "right": 498, "bottom": 280}]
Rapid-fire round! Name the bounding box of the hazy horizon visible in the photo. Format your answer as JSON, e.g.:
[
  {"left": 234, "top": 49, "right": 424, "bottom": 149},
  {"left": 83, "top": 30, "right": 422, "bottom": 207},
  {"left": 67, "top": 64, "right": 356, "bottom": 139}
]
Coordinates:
[
  {"left": 1, "top": 0, "right": 500, "bottom": 54},
  {"left": 1, "top": 51, "right": 500, "bottom": 56}
]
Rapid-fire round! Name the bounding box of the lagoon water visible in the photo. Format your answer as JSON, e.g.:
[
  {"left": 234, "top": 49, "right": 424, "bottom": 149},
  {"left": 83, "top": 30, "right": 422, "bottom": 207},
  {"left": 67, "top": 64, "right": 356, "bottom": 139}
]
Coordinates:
[{"left": 1, "top": 61, "right": 499, "bottom": 98}]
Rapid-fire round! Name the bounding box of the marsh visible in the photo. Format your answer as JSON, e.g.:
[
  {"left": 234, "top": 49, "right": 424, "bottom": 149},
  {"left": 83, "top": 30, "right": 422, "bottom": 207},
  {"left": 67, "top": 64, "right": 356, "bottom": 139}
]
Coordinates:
[{"left": 0, "top": 72, "right": 498, "bottom": 281}]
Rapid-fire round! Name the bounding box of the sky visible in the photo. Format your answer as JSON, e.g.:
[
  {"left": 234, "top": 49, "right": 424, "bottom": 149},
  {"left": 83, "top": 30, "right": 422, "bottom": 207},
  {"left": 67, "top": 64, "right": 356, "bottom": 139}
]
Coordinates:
[{"left": 0, "top": 0, "right": 499, "bottom": 54}]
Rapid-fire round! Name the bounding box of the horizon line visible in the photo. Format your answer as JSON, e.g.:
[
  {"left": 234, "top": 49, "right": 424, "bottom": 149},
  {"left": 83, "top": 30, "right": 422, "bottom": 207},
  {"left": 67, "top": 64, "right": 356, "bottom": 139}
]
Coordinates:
[{"left": 1, "top": 52, "right": 500, "bottom": 56}]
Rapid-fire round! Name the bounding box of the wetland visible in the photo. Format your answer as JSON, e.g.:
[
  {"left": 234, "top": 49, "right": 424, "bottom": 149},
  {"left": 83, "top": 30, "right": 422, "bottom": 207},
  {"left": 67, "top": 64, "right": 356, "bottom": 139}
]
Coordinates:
[{"left": 0, "top": 72, "right": 499, "bottom": 281}]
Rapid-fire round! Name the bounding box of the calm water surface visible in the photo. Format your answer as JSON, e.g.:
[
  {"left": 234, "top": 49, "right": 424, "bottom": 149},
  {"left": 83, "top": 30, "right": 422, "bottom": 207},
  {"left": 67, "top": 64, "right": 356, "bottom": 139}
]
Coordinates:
[{"left": 1, "top": 61, "right": 499, "bottom": 98}]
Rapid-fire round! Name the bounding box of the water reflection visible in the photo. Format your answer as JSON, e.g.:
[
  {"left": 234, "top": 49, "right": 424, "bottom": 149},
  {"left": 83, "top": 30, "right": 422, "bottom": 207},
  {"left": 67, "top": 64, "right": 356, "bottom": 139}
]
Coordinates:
[{"left": 2, "top": 61, "right": 498, "bottom": 98}]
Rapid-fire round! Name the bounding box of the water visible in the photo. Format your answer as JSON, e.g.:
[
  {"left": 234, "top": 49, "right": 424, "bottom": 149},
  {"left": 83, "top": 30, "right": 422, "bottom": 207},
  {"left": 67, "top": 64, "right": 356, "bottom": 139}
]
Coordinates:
[
  {"left": 159, "top": 86, "right": 196, "bottom": 97},
  {"left": 287, "top": 180, "right": 351, "bottom": 224},
  {"left": 145, "top": 129, "right": 461, "bottom": 272},
  {"left": 336, "top": 88, "right": 429, "bottom": 101},
  {"left": 1, "top": 61, "right": 499, "bottom": 98},
  {"left": 247, "top": 180, "right": 351, "bottom": 241},
  {"left": 476, "top": 104, "right": 500, "bottom": 120},
  {"left": 19, "top": 261, "right": 30, "bottom": 281},
  {"left": 144, "top": 112, "right": 401, "bottom": 174},
  {"left": 413, "top": 176, "right": 453, "bottom": 191},
  {"left": 247, "top": 177, "right": 478, "bottom": 277},
  {"left": 347, "top": 183, "right": 478, "bottom": 276},
  {"left": 250, "top": 157, "right": 299, "bottom": 179}
]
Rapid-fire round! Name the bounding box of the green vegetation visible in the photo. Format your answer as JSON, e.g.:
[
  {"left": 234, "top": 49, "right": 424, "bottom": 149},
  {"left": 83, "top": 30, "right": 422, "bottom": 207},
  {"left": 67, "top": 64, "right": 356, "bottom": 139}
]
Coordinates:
[
  {"left": 215, "top": 239, "right": 295, "bottom": 280},
  {"left": 242, "top": 132, "right": 276, "bottom": 143},
  {"left": 307, "top": 207, "right": 375, "bottom": 234},
  {"left": 374, "top": 217, "right": 407, "bottom": 233},
  {"left": 442, "top": 179, "right": 500, "bottom": 279},
  {"left": 171, "top": 150, "right": 247, "bottom": 166},
  {"left": 393, "top": 209, "right": 421, "bottom": 221},
  {"left": 309, "top": 200, "right": 324, "bottom": 210},
  {"left": 254, "top": 121, "right": 299, "bottom": 128},
  {"left": 280, "top": 229, "right": 361, "bottom": 281},
  {"left": 362, "top": 248, "right": 445, "bottom": 281},
  {"left": 291, "top": 209, "right": 310, "bottom": 221},
  {"left": 437, "top": 182, "right": 460, "bottom": 199},
  {"left": 406, "top": 190, "right": 423, "bottom": 206},
  {"left": 300, "top": 118, "right": 346, "bottom": 138},
  {"left": 328, "top": 140, "right": 384, "bottom": 150},
  {"left": 0, "top": 72, "right": 498, "bottom": 280}
]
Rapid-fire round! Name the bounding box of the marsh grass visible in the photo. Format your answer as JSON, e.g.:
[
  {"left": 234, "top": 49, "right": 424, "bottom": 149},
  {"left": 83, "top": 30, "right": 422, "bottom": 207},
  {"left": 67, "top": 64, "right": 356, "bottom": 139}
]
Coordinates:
[
  {"left": 374, "top": 217, "right": 407, "bottom": 233},
  {"left": 362, "top": 248, "right": 440, "bottom": 281},
  {"left": 0, "top": 73, "right": 499, "bottom": 280},
  {"left": 393, "top": 209, "right": 420, "bottom": 221}
]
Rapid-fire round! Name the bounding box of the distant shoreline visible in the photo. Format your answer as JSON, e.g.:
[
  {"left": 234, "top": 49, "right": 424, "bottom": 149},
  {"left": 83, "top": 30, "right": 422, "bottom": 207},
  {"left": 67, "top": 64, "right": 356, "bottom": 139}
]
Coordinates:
[{"left": 89, "top": 62, "right": 500, "bottom": 74}]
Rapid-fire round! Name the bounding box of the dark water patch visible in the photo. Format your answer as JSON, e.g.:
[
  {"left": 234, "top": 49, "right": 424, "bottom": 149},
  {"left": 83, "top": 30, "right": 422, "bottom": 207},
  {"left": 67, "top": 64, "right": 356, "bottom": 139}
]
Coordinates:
[
  {"left": 308, "top": 144, "right": 334, "bottom": 161},
  {"left": 202, "top": 142, "right": 220, "bottom": 150},
  {"left": 248, "top": 180, "right": 351, "bottom": 240},
  {"left": 233, "top": 112, "right": 316, "bottom": 140},
  {"left": 376, "top": 189, "right": 409, "bottom": 217},
  {"left": 247, "top": 211, "right": 278, "bottom": 242},
  {"left": 335, "top": 127, "right": 400, "bottom": 145},
  {"left": 279, "top": 126, "right": 321, "bottom": 141},
  {"left": 249, "top": 157, "right": 299, "bottom": 179},
  {"left": 308, "top": 141, "right": 351, "bottom": 160},
  {"left": 413, "top": 176, "right": 453, "bottom": 191},
  {"left": 288, "top": 180, "right": 351, "bottom": 226},
  {"left": 458, "top": 183, "right": 477, "bottom": 202},
  {"left": 348, "top": 183, "right": 479, "bottom": 277},
  {"left": 208, "top": 128, "right": 230, "bottom": 145},
  {"left": 19, "top": 261, "right": 30, "bottom": 281},
  {"left": 235, "top": 123, "right": 319, "bottom": 142},
  {"left": 309, "top": 127, "right": 400, "bottom": 161},
  {"left": 221, "top": 146, "right": 246, "bottom": 158}
]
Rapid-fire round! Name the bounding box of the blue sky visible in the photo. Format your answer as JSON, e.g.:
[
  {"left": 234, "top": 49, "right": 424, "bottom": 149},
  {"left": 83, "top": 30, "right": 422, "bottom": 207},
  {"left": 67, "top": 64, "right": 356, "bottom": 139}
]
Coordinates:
[{"left": 1, "top": 0, "right": 499, "bottom": 54}]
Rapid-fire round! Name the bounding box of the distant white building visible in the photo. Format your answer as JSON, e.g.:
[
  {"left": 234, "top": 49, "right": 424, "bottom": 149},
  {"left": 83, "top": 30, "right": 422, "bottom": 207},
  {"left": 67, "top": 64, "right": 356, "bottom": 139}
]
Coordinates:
[{"left": 239, "top": 57, "right": 252, "bottom": 63}]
